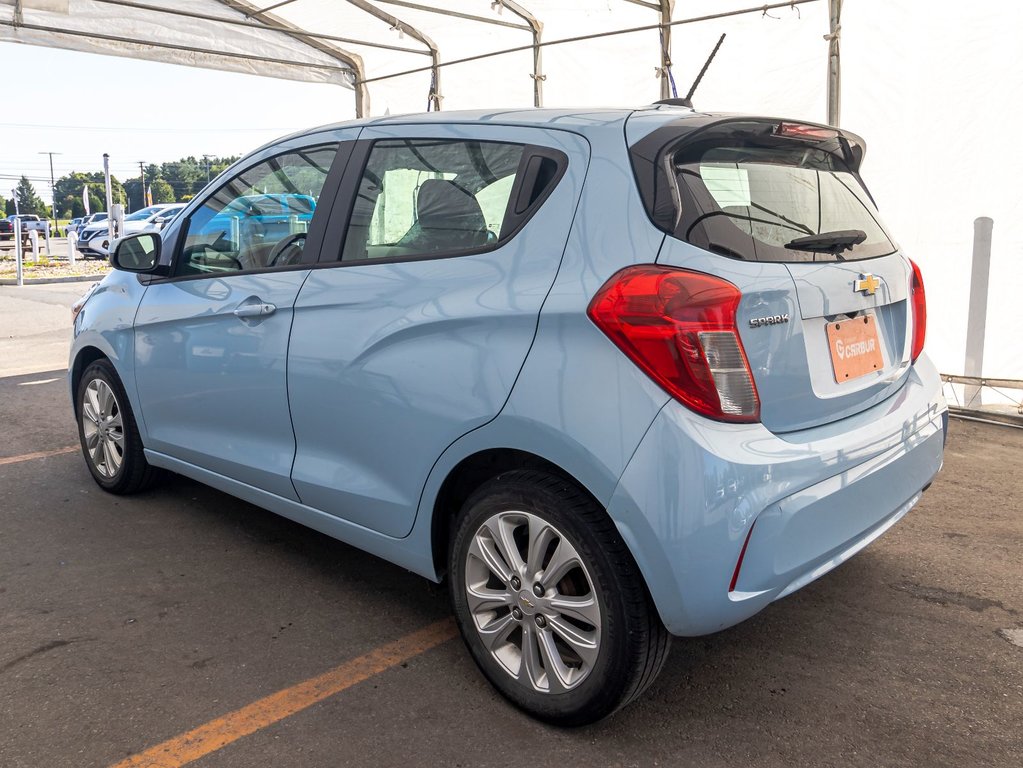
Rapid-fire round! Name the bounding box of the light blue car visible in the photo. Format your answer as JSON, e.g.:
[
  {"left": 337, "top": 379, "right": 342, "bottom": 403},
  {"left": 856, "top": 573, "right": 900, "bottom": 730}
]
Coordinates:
[{"left": 69, "top": 106, "right": 946, "bottom": 725}]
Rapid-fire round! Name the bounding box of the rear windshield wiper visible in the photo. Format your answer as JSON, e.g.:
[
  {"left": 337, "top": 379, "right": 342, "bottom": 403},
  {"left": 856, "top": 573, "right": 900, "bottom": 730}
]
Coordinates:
[{"left": 785, "top": 229, "right": 867, "bottom": 253}]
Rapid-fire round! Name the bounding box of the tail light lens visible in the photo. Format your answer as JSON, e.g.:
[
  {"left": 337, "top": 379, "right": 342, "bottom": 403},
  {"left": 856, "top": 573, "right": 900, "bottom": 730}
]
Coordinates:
[
  {"left": 909, "top": 259, "right": 926, "bottom": 362},
  {"left": 588, "top": 265, "right": 760, "bottom": 422}
]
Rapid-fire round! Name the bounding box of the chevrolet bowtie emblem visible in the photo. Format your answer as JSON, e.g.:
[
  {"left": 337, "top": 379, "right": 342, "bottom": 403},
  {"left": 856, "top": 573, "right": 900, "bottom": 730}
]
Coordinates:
[{"left": 854, "top": 273, "right": 880, "bottom": 295}]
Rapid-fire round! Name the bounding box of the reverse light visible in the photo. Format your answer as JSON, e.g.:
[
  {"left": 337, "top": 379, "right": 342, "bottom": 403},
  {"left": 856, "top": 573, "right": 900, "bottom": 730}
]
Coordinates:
[
  {"left": 587, "top": 265, "right": 760, "bottom": 422},
  {"left": 775, "top": 122, "right": 839, "bottom": 141},
  {"left": 909, "top": 259, "right": 926, "bottom": 362}
]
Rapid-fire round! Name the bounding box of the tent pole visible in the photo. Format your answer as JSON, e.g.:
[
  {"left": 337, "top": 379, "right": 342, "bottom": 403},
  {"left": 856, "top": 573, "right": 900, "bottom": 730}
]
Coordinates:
[
  {"left": 624, "top": 0, "right": 674, "bottom": 100},
  {"left": 826, "top": 0, "right": 842, "bottom": 125},
  {"left": 660, "top": 1, "right": 674, "bottom": 100},
  {"left": 345, "top": 0, "right": 441, "bottom": 111},
  {"left": 215, "top": 0, "right": 369, "bottom": 115},
  {"left": 495, "top": 2, "right": 544, "bottom": 108}
]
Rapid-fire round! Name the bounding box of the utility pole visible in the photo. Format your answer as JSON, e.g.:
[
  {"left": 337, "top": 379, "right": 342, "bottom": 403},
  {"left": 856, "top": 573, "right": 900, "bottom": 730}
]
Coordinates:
[
  {"left": 38, "top": 151, "right": 61, "bottom": 222},
  {"left": 138, "top": 161, "right": 147, "bottom": 209}
]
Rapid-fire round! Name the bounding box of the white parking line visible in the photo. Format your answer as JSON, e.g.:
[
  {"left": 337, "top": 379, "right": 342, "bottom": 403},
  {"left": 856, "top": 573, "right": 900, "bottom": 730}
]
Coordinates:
[{"left": 17, "top": 377, "right": 62, "bottom": 386}]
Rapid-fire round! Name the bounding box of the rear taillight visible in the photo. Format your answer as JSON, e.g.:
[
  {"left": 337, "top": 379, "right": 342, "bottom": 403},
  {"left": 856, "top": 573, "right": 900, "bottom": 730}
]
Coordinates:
[
  {"left": 909, "top": 259, "right": 926, "bottom": 362},
  {"left": 587, "top": 265, "right": 760, "bottom": 423}
]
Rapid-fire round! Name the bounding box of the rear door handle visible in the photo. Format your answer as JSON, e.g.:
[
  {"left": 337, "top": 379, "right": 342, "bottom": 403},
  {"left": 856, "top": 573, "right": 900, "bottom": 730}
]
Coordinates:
[{"left": 233, "top": 302, "right": 277, "bottom": 318}]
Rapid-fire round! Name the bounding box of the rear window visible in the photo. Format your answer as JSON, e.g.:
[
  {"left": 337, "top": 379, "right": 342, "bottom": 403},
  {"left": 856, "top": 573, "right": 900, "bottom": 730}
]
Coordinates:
[{"left": 632, "top": 119, "right": 897, "bottom": 262}]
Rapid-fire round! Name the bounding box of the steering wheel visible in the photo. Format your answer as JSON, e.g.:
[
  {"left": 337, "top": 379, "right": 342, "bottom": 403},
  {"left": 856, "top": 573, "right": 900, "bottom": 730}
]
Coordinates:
[{"left": 268, "top": 233, "right": 307, "bottom": 268}]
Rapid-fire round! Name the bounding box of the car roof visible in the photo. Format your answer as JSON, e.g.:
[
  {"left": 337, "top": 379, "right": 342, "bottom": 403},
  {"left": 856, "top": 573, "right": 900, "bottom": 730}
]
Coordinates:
[{"left": 256, "top": 104, "right": 705, "bottom": 151}]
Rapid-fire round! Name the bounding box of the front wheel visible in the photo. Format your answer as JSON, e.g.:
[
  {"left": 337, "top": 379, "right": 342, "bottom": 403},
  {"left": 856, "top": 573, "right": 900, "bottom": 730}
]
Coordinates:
[
  {"left": 77, "top": 359, "right": 158, "bottom": 494},
  {"left": 449, "top": 470, "right": 670, "bottom": 726}
]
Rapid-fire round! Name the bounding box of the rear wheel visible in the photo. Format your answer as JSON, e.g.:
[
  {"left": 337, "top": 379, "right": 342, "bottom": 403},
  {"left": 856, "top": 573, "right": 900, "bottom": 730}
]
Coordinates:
[
  {"left": 77, "top": 359, "right": 158, "bottom": 494},
  {"left": 449, "top": 470, "right": 670, "bottom": 726}
]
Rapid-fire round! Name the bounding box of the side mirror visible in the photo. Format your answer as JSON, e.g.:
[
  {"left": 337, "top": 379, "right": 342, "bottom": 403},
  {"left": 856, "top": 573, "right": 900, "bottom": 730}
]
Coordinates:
[{"left": 111, "top": 232, "right": 168, "bottom": 275}]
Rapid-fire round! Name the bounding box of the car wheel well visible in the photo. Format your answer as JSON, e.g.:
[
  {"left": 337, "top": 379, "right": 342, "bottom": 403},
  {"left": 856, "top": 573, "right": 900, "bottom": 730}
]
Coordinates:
[
  {"left": 71, "top": 346, "right": 109, "bottom": 415},
  {"left": 431, "top": 448, "right": 599, "bottom": 580}
]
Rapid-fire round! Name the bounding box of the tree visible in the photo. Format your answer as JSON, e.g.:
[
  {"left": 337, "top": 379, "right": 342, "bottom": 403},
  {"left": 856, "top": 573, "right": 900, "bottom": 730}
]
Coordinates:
[
  {"left": 53, "top": 172, "right": 125, "bottom": 218},
  {"left": 124, "top": 178, "right": 145, "bottom": 211},
  {"left": 14, "top": 176, "right": 48, "bottom": 216},
  {"left": 150, "top": 178, "right": 175, "bottom": 204},
  {"left": 161, "top": 158, "right": 203, "bottom": 200}
]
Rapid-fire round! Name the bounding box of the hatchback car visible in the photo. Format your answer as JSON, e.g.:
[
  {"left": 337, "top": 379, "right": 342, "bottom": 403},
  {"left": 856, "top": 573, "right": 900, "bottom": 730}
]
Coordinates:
[{"left": 70, "top": 106, "right": 946, "bottom": 725}]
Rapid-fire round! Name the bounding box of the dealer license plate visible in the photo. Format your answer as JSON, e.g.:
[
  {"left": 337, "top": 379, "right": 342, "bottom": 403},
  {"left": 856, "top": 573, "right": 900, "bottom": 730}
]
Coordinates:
[{"left": 826, "top": 314, "right": 883, "bottom": 383}]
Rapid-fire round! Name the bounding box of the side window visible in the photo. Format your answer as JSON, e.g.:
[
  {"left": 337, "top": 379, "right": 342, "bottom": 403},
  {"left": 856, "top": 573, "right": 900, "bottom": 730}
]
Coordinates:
[
  {"left": 176, "top": 144, "right": 338, "bottom": 276},
  {"left": 342, "top": 139, "right": 530, "bottom": 262}
]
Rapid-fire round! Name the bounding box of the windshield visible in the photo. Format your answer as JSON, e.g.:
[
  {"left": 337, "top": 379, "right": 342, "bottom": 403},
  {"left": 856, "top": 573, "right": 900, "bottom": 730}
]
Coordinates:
[
  {"left": 674, "top": 142, "right": 896, "bottom": 262},
  {"left": 125, "top": 207, "right": 163, "bottom": 221}
]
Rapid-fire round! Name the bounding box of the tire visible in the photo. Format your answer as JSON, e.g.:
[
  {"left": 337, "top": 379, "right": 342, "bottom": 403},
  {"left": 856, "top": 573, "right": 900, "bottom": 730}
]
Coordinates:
[
  {"left": 76, "top": 358, "right": 159, "bottom": 494},
  {"left": 449, "top": 470, "right": 670, "bottom": 726}
]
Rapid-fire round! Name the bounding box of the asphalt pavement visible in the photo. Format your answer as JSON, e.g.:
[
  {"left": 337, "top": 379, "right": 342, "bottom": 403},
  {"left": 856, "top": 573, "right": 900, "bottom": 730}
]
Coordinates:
[{"left": 0, "top": 286, "right": 1020, "bottom": 768}]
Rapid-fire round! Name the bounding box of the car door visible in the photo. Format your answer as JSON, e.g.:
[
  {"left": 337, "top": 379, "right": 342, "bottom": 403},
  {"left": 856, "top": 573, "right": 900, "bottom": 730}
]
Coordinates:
[
  {"left": 288, "top": 124, "right": 590, "bottom": 537},
  {"left": 133, "top": 133, "right": 357, "bottom": 499}
]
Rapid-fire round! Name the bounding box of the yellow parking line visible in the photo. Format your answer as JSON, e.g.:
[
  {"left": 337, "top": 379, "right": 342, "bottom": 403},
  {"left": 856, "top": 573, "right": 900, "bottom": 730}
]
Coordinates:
[
  {"left": 111, "top": 618, "right": 458, "bottom": 768},
  {"left": 0, "top": 445, "right": 78, "bottom": 466}
]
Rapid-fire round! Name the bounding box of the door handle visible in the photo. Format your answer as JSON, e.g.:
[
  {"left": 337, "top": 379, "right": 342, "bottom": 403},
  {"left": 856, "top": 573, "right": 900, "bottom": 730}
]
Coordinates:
[{"left": 233, "top": 302, "right": 277, "bottom": 318}]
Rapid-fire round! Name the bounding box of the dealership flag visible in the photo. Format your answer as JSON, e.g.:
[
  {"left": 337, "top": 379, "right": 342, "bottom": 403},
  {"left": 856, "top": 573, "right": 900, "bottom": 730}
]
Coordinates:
[{"left": 82, "top": 184, "right": 90, "bottom": 215}]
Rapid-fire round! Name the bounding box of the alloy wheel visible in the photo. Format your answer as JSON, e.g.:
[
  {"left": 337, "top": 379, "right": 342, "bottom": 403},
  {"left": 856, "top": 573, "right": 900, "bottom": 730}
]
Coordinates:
[
  {"left": 464, "top": 510, "right": 602, "bottom": 694},
  {"left": 81, "top": 378, "right": 124, "bottom": 478}
]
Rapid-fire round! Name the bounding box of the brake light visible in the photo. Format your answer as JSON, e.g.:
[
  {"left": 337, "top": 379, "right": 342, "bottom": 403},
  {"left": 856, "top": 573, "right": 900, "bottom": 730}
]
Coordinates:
[
  {"left": 588, "top": 265, "right": 760, "bottom": 422},
  {"left": 775, "top": 122, "right": 839, "bottom": 141},
  {"left": 909, "top": 259, "right": 926, "bottom": 362}
]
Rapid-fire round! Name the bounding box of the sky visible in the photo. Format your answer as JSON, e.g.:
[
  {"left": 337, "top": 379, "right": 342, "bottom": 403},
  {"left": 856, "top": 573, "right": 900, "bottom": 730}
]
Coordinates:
[{"left": 0, "top": 43, "right": 359, "bottom": 203}]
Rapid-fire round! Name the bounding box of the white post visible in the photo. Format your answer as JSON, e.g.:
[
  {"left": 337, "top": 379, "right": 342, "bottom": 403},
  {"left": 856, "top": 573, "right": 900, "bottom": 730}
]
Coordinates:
[
  {"left": 67, "top": 230, "right": 77, "bottom": 266},
  {"left": 14, "top": 219, "right": 24, "bottom": 286},
  {"left": 44, "top": 224, "right": 52, "bottom": 257},
  {"left": 103, "top": 153, "right": 114, "bottom": 242},
  {"left": 28, "top": 230, "right": 39, "bottom": 262},
  {"left": 112, "top": 203, "right": 125, "bottom": 240},
  {"left": 964, "top": 217, "right": 993, "bottom": 407}
]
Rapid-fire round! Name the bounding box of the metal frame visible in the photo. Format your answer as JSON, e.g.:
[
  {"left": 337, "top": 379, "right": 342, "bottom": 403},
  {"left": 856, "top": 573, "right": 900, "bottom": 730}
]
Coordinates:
[
  {"left": 498, "top": 2, "right": 545, "bottom": 107},
  {"left": 345, "top": 0, "right": 442, "bottom": 111},
  {"left": 826, "top": 0, "right": 842, "bottom": 125},
  {"left": 624, "top": 0, "right": 675, "bottom": 100},
  {"left": 370, "top": 1, "right": 546, "bottom": 107},
  {"left": 6, "top": 0, "right": 834, "bottom": 120},
  {"left": 217, "top": 0, "right": 372, "bottom": 116}
]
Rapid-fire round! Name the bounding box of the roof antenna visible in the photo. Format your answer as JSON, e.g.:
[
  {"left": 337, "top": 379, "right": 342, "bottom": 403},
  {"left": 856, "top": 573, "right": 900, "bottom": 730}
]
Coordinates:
[{"left": 654, "top": 33, "right": 727, "bottom": 110}]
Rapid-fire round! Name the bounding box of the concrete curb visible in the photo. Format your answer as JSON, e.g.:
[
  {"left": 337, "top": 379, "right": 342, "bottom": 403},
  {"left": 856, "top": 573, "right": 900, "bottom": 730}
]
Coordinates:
[{"left": 0, "top": 274, "right": 106, "bottom": 286}]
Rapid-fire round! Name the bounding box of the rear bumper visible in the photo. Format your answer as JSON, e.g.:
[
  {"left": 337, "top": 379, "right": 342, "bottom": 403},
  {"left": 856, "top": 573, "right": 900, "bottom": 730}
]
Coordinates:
[{"left": 608, "top": 354, "right": 946, "bottom": 636}]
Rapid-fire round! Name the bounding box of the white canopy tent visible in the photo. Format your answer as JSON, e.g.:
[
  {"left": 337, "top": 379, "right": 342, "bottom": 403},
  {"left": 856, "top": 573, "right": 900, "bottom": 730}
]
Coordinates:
[{"left": 2, "top": 0, "right": 1021, "bottom": 391}]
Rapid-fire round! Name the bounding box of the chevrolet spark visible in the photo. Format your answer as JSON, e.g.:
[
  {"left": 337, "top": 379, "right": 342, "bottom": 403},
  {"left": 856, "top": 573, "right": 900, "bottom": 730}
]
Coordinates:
[{"left": 70, "top": 106, "right": 946, "bottom": 725}]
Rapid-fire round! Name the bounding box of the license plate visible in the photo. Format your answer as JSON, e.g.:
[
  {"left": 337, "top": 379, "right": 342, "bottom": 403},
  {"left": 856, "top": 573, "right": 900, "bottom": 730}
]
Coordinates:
[{"left": 826, "top": 314, "right": 883, "bottom": 383}]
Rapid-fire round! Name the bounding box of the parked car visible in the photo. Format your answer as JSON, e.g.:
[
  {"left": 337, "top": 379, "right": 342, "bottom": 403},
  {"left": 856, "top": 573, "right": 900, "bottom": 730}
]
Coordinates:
[
  {"left": 73, "top": 212, "right": 108, "bottom": 239},
  {"left": 0, "top": 214, "right": 49, "bottom": 245},
  {"left": 65, "top": 218, "right": 84, "bottom": 237},
  {"left": 0, "top": 217, "right": 18, "bottom": 245},
  {"left": 143, "top": 204, "right": 186, "bottom": 233},
  {"left": 77, "top": 204, "right": 183, "bottom": 259},
  {"left": 69, "top": 107, "right": 946, "bottom": 725}
]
